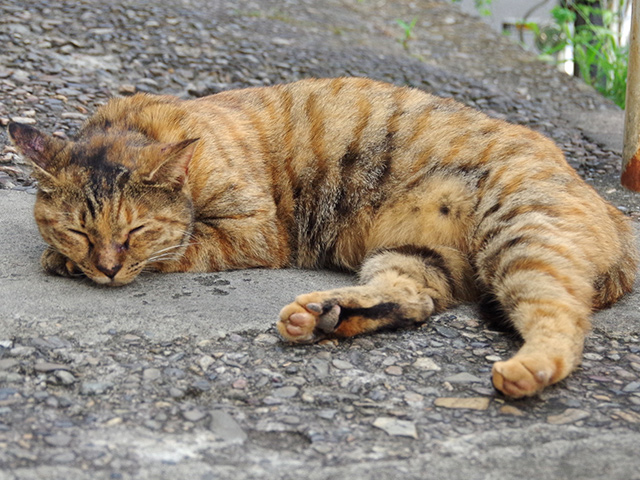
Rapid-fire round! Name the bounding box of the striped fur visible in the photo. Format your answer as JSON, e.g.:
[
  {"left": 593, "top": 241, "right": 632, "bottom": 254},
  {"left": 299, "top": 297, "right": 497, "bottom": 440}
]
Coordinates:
[{"left": 8, "top": 78, "right": 638, "bottom": 397}]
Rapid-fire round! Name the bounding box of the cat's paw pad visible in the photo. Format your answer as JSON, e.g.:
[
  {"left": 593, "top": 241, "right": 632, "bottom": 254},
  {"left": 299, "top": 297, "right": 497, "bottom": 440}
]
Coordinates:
[
  {"left": 492, "top": 355, "right": 557, "bottom": 398},
  {"left": 277, "top": 299, "right": 341, "bottom": 343}
]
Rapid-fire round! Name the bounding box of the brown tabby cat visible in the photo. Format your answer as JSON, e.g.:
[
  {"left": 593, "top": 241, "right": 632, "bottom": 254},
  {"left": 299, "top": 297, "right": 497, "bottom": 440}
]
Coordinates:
[{"left": 8, "top": 78, "right": 638, "bottom": 398}]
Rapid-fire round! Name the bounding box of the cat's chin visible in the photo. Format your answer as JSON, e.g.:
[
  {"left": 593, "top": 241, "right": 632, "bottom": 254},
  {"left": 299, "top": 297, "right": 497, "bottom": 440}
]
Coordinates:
[{"left": 89, "top": 276, "right": 134, "bottom": 287}]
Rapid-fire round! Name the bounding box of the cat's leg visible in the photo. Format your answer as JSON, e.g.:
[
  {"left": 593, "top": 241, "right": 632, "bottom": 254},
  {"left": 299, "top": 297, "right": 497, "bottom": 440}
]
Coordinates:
[
  {"left": 277, "top": 245, "right": 472, "bottom": 343},
  {"left": 152, "top": 217, "right": 290, "bottom": 272},
  {"left": 476, "top": 227, "right": 593, "bottom": 398},
  {"left": 41, "top": 248, "right": 82, "bottom": 277}
]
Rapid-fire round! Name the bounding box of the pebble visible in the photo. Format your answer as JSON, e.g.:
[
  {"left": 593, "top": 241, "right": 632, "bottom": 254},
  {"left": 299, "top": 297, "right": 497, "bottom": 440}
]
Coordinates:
[
  {"left": 622, "top": 381, "right": 640, "bottom": 392},
  {"left": 317, "top": 409, "right": 337, "bottom": 420},
  {"left": 143, "top": 368, "right": 162, "bottom": 381},
  {"left": 43, "top": 432, "right": 72, "bottom": 447},
  {"left": 331, "top": 359, "right": 353, "bottom": 370},
  {"left": 0, "top": 359, "right": 18, "bottom": 370},
  {"left": 444, "top": 372, "right": 482, "bottom": 383},
  {"left": 500, "top": 405, "right": 525, "bottom": 416},
  {"left": 254, "top": 333, "right": 279, "bottom": 345},
  {"left": 34, "top": 361, "right": 71, "bottom": 372},
  {"left": 182, "top": 409, "right": 207, "bottom": 422},
  {"left": 80, "top": 382, "right": 112, "bottom": 395},
  {"left": 209, "top": 410, "right": 247, "bottom": 443},
  {"left": 272, "top": 386, "right": 298, "bottom": 398},
  {"left": 434, "top": 397, "right": 491, "bottom": 410},
  {"left": 10, "top": 116, "right": 36, "bottom": 124},
  {"left": 372, "top": 417, "right": 418, "bottom": 439},
  {"left": 546, "top": 408, "right": 590, "bottom": 425},
  {"left": 54, "top": 370, "right": 75, "bottom": 385},
  {"left": 385, "top": 365, "right": 403, "bottom": 376},
  {"left": 611, "top": 409, "right": 640, "bottom": 423},
  {"left": 413, "top": 358, "right": 441, "bottom": 371},
  {"left": 232, "top": 378, "right": 248, "bottom": 389}
]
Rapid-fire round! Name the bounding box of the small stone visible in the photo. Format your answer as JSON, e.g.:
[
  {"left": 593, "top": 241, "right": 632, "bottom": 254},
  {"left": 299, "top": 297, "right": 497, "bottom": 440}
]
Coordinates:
[
  {"left": 10, "top": 116, "right": 36, "bottom": 125},
  {"left": 583, "top": 353, "right": 604, "bottom": 361},
  {"left": 385, "top": 366, "right": 403, "bottom": 376},
  {"left": 51, "top": 451, "right": 76, "bottom": 464},
  {"left": 119, "top": 84, "right": 136, "bottom": 95},
  {"left": 317, "top": 409, "right": 337, "bottom": 420},
  {"left": 547, "top": 408, "right": 590, "bottom": 425},
  {"left": 54, "top": 370, "right": 75, "bottom": 385},
  {"left": 372, "top": 417, "right": 418, "bottom": 439},
  {"left": 612, "top": 409, "right": 640, "bottom": 423},
  {"left": 254, "top": 333, "right": 279, "bottom": 345},
  {"left": 105, "top": 417, "right": 123, "bottom": 426},
  {"left": 273, "top": 386, "right": 298, "bottom": 398},
  {"left": 232, "top": 378, "right": 248, "bottom": 389},
  {"left": 413, "top": 358, "right": 441, "bottom": 371},
  {"left": 209, "top": 410, "right": 247, "bottom": 443},
  {"left": 169, "top": 387, "right": 184, "bottom": 398},
  {"left": 435, "top": 325, "right": 458, "bottom": 338},
  {"left": 332, "top": 359, "right": 353, "bottom": 370},
  {"left": 485, "top": 355, "right": 502, "bottom": 362},
  {"left": 143, "top": 368, "right": 161, "bottom": 381},
  {"left": 622, "top": 381, "right": 640, "bottom": 393},
  {"left": 500, "top": 405, "right": 525, "bottom": 416},
  {"left": 444, "top": 372, "right": 482, "bottom": 383},
  {"left": 10, "top": 346, "right": 35, "bottom": 357},
  {"left": 0, "top": 359, "right": 18, "bottom": 370},
  {"left": 43, "top": 432, "right": 72, "bottom": 447},
  {"left": 80, "top": 382, "right": 112, "bottom": 395},
  {"left": 34, "top": 361, "right": 71, "bottom": 372},
  {"left": 183, "top": 409, "right": 207, "bottom": 422},
  {"left": 434, "top": 397, "right": 491, "bottom": 410},
  {"left": 197, "top": 355, "right": 215, "bottom": 371},
  {"left": 191, "top": 379, "right": 211, "bottom": 392},
  {"left": 404, "top": 392, "right": 424, "bottom": 406},
  {"left": 61, "top": 112, "right": 87, "bottom": 121}
]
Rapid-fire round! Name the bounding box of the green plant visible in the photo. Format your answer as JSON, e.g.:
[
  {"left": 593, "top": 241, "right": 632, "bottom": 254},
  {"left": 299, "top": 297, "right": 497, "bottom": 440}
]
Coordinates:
[
  {"left": 529, "top": 2, "right": 628, "bottom": 108},
  {"left": 451, "top": 0, "right": 493, "bottom": 17},
  {"left": 396, "top": 17, "right": 418, "bottom": 50}
]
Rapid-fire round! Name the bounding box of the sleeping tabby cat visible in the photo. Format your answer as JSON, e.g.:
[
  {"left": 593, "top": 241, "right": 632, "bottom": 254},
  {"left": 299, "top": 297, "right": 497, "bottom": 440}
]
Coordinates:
[{"left": 8, "top": 78, "right": 638, "bottom": 398}]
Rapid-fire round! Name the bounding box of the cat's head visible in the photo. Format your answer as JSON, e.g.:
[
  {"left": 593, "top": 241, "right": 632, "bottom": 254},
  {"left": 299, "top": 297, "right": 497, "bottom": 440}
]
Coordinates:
[{"left": 8, "top": 122, "right": 198, "bottom": 286}]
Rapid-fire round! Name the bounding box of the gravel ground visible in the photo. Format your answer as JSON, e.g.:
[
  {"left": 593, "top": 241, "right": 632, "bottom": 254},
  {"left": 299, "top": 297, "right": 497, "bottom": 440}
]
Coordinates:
[{"left": 1, "top": 0, "right": 639, "bottom": 479}]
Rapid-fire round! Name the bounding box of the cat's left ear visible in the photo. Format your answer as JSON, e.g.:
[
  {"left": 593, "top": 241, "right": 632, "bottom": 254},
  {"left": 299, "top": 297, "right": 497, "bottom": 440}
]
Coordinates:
[
  {"left": 7, "top": 123, "right": 67, "bottom": 176},
  {"left": 138, "top": 138, "right": 199, "bottom": 187}
]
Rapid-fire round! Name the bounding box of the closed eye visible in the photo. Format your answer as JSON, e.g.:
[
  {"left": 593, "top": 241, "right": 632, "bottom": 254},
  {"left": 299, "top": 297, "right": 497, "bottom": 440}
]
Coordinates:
[
  {"left": 124, "top": 225, "right": 145, "bottom": 249},
  {"left": 68, "top": 229, "right": 94, "bottom": 248}
]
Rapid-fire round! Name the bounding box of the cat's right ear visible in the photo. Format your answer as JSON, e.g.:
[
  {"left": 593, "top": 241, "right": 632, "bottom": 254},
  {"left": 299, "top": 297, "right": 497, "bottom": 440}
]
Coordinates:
[{"left": 7, "top": 123, "right": 67, "bottom": 178}]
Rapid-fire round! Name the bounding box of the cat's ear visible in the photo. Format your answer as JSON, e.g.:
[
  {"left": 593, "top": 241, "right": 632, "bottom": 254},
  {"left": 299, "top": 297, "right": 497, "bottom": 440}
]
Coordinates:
[
  {"left": 137, "top": 138, "right": 199, "bottom": 187},
  {"left": 7, "top": 123, "right": 67, "bottom": 178}
]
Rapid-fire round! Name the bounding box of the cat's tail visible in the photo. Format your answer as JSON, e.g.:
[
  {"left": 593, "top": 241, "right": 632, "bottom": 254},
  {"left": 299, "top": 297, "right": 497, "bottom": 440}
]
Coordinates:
[{"left": 591, "top": 205, "right": 639, "bottom": 309}]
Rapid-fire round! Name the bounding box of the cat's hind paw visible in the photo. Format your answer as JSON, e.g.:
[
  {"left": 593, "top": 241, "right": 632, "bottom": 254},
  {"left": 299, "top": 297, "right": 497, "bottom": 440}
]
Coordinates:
[
  {"left": 492, "top": 355, "right": 558, "bottom": 398},
  {"left": 277, "top": 299, "right": 341, "bottom": 343}
]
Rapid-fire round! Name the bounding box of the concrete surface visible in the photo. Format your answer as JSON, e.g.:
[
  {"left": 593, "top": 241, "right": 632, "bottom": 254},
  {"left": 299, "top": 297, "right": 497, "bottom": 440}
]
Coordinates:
[
  {"left": 2, "top": 189, "right": 637, "bottom": 341},
  {"left": 0, "top": 190, "right": 353, "bottom": 344},
  {"left": 1, "top": 1, "right": 640, "bottom": 479}
]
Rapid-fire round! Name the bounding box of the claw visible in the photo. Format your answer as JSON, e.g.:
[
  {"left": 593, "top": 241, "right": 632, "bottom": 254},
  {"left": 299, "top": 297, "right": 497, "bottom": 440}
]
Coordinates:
[
  {"left": 306, "top": 302, "right": 323, "bottom": 314},
  {"left": 316, "top": 304, "right": 341, "bottom": 332}
]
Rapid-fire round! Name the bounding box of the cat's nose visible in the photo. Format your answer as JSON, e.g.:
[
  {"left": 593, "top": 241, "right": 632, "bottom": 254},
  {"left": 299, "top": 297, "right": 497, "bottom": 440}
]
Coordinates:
[{"left": 96, "top": 263, "right": 122, "bottom": 279}]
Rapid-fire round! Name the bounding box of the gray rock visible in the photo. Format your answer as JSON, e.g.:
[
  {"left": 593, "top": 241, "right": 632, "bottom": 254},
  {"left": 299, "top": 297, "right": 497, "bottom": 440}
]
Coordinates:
[
  {"left": 80, "top": 382, "right": 112, "bottom": 395},
  {"left": 209, "top": 410, "right": 247, "bottom": 443},
  {"left": 43, "top": 432, "right": 72, "bottom": 447}
]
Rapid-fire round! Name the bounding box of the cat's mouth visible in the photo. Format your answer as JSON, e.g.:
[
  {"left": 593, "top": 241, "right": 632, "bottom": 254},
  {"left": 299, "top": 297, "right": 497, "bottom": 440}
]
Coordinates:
[{"left": 87, "top": 269, "right": 135, "bottom": 287}]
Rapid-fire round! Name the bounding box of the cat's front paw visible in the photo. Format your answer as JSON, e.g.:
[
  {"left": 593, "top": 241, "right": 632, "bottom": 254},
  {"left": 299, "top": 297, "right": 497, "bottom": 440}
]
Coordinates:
[
  {"left": 41, "top": 249, "right": 81, "bottom": 278},
  {"left": 277, "top": 296, "right": 341, "bottom": 343},
  {"left": 492, "top": 354, "right": 560, "bottom": 398}
]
